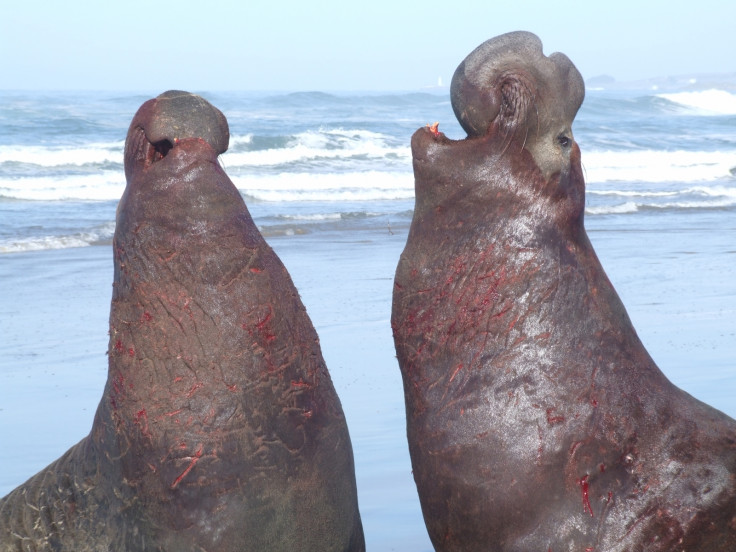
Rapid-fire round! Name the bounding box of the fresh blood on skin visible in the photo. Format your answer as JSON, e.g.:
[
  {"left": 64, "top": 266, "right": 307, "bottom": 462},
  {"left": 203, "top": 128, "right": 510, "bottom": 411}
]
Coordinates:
[
  {"left": 170, "top": 444, "right": 204, "bottom": 489},
  {"left": 578, "top": 474, "right": 594, "bottom": 517}
]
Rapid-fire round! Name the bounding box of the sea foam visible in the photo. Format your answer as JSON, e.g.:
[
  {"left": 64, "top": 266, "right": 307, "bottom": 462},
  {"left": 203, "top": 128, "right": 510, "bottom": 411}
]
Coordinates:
[
  {"left": 658, "top": 89, "right": 736, "bottom": 116},
  {"left": 583, "top": 150, "right": 735, "bottom": 183},
  {"left": 0, "top": 222, "right": 116, "bottom": 253},
  {"left": 0, "top": 143, "right": 123, "bottom": 167},
  {"left": 0, "top": 173, "right": 125, "bottom": 201},
  {"left": 223, "top": 129, "right": 409, "bottom": 168},
  {"left": 233, "top": 171, "right": 414, "bottom": 202}
]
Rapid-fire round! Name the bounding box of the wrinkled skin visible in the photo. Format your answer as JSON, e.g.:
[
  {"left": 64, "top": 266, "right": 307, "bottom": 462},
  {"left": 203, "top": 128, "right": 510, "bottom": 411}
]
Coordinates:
[
  {"left": 1, "top": 91, "right": 365, "bottom": 552},
  {"left": 392, "top": 32, "right": 736, "bottom": 551}
]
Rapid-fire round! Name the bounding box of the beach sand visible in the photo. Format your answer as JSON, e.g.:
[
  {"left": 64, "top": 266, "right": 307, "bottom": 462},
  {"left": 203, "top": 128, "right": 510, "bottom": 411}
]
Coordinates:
[{"left": 0, "top": 214, "right": 734, "bottom": 550}]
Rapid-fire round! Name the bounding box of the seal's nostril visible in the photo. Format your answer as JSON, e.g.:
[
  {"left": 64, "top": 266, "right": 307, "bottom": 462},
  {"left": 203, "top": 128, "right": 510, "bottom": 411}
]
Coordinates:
[{"left": 152, "top": 139, "right": 173, "bottom": 162}]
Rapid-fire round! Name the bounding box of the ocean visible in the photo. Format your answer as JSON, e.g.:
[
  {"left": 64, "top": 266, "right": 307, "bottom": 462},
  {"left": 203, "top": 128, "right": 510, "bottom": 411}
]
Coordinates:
[{"left": 1, "top": 88, "right": 735, "bottom": 549}]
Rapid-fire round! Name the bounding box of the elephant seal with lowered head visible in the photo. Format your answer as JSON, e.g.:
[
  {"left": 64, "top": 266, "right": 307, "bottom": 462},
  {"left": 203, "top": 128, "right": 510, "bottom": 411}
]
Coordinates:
[
  {"left": 0, "top": 91, "right": 365, "bottom": 551},
  {"left": 391, "top": 31, "right": 736, "bottom": 551}
]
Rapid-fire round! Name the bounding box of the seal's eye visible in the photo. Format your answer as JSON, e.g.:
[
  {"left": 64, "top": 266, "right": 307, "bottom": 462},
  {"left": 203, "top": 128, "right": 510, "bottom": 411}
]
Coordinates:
[{"left": 557, "top": 134, "right": 571, "bottom": 148}]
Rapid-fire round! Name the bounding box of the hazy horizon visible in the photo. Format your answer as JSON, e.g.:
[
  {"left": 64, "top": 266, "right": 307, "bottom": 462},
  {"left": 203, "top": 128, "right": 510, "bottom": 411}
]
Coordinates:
[{"left": 2, "top": 1, "right": 734, "bottom": 92}]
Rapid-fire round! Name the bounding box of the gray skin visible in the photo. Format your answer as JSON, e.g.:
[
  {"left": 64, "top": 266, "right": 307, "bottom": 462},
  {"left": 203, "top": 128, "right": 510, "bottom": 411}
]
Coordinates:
[
  {"left": 0, "top": 91, "right": 365, "bottom": 552},
  {"left": 392, "top": 32, "right": 736, "bottom": 551}
]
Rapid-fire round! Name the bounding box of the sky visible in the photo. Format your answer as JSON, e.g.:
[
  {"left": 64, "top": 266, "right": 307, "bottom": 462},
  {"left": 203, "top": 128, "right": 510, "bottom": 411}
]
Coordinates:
[{"left": 2, "top": 0, "right": 735, "bottom": 91}]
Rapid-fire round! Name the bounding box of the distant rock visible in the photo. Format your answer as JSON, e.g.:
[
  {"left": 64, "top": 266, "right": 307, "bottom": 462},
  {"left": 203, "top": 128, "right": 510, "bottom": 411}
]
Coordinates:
[{"left": 586, "top": 74, "right": 616, "bottom": 88}]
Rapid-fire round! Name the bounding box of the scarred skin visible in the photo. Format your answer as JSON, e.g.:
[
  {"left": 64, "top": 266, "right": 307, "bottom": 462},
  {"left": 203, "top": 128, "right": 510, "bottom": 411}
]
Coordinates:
[
  {"left": 0, "top": 91, "right": 365, "bottom": 551},
  {"left": 392, "top": 32, "right": 736, "bottom": 551}
]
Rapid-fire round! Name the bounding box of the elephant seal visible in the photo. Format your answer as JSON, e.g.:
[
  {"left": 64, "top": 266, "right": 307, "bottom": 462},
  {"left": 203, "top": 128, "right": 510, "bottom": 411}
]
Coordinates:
[
  {"left": 391, "top": 32, "right": 736, "bottom": 551},
  {"left": 0, "top": 90, "right": 365, "bottom": 551}
]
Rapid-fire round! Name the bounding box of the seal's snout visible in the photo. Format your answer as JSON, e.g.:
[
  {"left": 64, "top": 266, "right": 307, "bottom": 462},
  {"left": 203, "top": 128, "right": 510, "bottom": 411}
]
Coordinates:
[
  {"left": 124, "top": 91, "right": 229, "bottom": 181},
  {"left": 447, "top": 31, "right": 585, "bottom": 182},
  {"left": 450, "top": 31, "right": 584, "bottom": 141},
  {"left": 146, "top": 90, "right": 229, "bottom": 155}
]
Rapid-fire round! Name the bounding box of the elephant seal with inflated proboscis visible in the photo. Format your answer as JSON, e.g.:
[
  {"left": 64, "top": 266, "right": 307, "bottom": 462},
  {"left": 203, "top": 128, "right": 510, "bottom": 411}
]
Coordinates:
[
  {"left": 0, "top": 90, "right": 365, "bottom": 552},
  {"left": 392, "top": 31, "right": 736, "bottom": 551}
]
